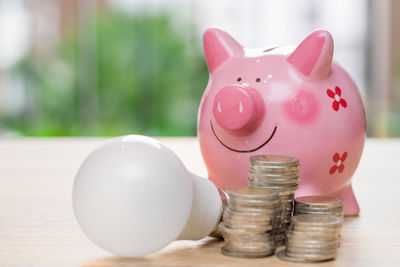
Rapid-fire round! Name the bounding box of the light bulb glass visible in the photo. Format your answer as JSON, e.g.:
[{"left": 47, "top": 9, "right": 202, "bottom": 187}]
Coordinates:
[{"left": 73, "top": 135, "right": 200, "bottom": 257}]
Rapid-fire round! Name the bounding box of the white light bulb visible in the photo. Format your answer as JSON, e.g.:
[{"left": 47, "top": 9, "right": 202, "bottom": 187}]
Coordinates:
[{"left": 72, "top": 135, "right": 222, "bottom": 257}]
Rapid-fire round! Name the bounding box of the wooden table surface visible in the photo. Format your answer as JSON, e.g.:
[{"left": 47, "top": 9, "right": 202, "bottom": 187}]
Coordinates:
[{"left": 1, "top": 137, "right": 399, "bottom": 266}]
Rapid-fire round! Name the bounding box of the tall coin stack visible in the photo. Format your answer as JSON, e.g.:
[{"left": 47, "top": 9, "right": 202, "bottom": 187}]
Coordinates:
[
  {"left": 248, "top": 155, "right": 300, "bottom": 246},
  {"left": 277, "top": 214, "right": 343, "bottom": 262},
  {"left": 220, "top": 187, "right": 281, "bottom": 258},
  {"left": 294, "top": 196, "right": 344, "bottom": 219}
]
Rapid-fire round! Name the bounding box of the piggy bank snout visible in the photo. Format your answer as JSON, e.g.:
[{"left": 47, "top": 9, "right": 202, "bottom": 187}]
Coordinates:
[{"left": 213, "top": 85, "right": 265, "bottom": 136}]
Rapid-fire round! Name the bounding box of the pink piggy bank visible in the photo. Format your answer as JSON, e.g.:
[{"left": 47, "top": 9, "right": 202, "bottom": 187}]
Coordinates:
[{"left": 198, "top": 28, "right": 366, "bottom": 215}]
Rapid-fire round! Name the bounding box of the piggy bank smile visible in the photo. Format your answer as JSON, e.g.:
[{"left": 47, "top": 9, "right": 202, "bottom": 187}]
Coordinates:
[{"left": 210, "top": 120, "right": 278, "bottom": 153}]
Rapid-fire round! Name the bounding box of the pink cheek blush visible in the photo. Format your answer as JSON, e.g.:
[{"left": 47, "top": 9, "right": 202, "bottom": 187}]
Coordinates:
[{"left": 284, "top": 90, "right": 319, "bottom": 124}]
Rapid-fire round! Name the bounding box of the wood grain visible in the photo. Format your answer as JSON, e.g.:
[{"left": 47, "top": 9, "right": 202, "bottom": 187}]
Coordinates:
[{"left": 0, "top": 138, "right": 399, "bottom": 266}]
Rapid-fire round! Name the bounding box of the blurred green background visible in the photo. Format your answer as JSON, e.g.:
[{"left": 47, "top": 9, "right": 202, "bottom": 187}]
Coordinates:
[
  {"left": 3, "top": 9, "right": 208, "bottom": 136},
  {"left": 1, "top": 0, "right": 399, "bottom": 137}
]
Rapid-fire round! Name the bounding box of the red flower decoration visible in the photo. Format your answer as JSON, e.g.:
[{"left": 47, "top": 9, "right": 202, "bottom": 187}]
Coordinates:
[
  {"left": 327, "top": 86, "right": 347, "bottom": 111},
  {"left": 329, "top": 152, "right": 347, "bottom": 174}
]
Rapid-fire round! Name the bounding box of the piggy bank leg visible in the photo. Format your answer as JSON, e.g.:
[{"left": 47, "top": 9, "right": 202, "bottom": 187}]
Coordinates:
[{"left": 335, "top": 183, "right": 360, "bottom": 216}]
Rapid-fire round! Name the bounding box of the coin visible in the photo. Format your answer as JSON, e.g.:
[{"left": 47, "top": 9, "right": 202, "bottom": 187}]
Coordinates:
[
  {"left": 249, "top": 155, "right": 300, "bottom": 166},
  {"left": 295, "top": 196, "right": 343, "bottom": 208},
  {"left": 292, "top": 214, "right": 342, "bottom": 225},
  {"left": 228, "top": 199, "right": 281, "bottom": 211},
  {"left": 286, "top": 251, "right": 337, "bottom": 261},
  {"left": 224, "top": 208, "right": 279, "bottom": 221},
  {"left": 222, "top": 246, "right": 275, "bottom": 258},
  {"left": 228, "top": 187, "right": 278, "bottom": 199},
  {"left": 220, "top": 222, "right": 273, "bottom": 235}
]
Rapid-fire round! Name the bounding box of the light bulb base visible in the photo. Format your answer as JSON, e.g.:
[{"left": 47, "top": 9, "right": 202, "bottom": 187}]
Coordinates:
[{"left": 177, "top": 173, "right": 222, "bottom": 240}]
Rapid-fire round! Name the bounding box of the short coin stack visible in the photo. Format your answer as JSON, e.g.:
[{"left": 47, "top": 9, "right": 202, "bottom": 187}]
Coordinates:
[
  {"left": 294, "top": 196, "right": 344, "bottom": 219},
  {"left": 220, "top": 187, "right": 281, "bottom": 258},
  {"left": 248, "top": 155, "right": 300, "bottom": 246},
  {"left": 277, "top": 214, "right": 342, "bottom": 262}
]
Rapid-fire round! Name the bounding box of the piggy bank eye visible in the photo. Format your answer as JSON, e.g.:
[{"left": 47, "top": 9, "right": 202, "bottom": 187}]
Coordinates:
[
  {"left": 237, "top": 77, "right": 242, "bottom": 82},
  {"left": 256, "top": 78, "right": 261, "bottom": 82}
]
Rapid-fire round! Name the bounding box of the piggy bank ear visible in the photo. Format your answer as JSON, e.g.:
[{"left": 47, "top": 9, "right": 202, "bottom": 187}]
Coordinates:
[
  {"left": 287, "top": 30, "right": 333, "bottom": 79},
  {"left": 203, "top": 28, "right": 244, "bottom": 73}
]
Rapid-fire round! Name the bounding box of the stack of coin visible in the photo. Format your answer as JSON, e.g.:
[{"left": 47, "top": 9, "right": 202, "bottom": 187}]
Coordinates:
[
  {"left": 220, "top": 187, "right": 281, "bottom": 258},
  {"left": 277, "top": 214, "right": 342, "bottom": 262},
  {"left": 294, "top": 196, "right": 344, "bottom": 219},
  {"left": 248, "top": 155, "right": 300, "bottom": 246}
]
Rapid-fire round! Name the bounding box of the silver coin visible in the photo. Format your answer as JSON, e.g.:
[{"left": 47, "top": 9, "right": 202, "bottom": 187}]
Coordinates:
[
  {"left": 229, "top": 195, "right": 280, "bottom": 204},
  {"left": 228, "top": 187, "right": 279, "bottom": 200},
  {"left": 249, "top": 164, "right": 299, "bottom": 171},
  {"left": 286, "top": 246, "right": 338, "bottom": 255},
  {"left": 225, "top": 245, "right": 276, "bottom": 253},
  {"left": 287, "top": 241, "right": 339, "bottom": 248},
  {"left": 224, "top": 217, "right": 276, "bottom": 227},
  {"left": 221, "top": 246, "right": 275, "bottom": 258},
  {"left": 286, "top": 249, "right": 337, "bottom": 257},
  {"left": 290, "top": 223, "right": 342, "bottom": 231},
  {"left": 248, "top": 172, "right": 299, "bottom": 180},
  {"left": 248, "top": 172, "right": 299, "bottom": 179},
  {"left": 225, "top": 242, "right": 276, "bottom": 250},
  {"left": 249, "top": 163, "right": 299, "bottom": 169},
  {"left": 250, "top": 182, "right": 298, "bottom": 188},
  {"left": 249, "top": 184, "right": 298, "bottom": 193},
  {"left": 277, "top": 249, "right": 335, "bottom": 263},
  {"left": 249, "top": 170, "right": 299, "bottom": 176},
  {"left": 249, "top": 181, "right": 298, "bottom": 187},
  {"left": 225, "top": 240, "right": 276, "bottom": 248},
  {"left": 289, "top": 227, "right": 342, "bottom": 236},
  {"left": 223, "top": 230, "right": 274, "bottom": 238},
  {"left": 286, "top": 250, "right": 337, "bottom": 261},
  {"left": 287, "top": 231, "right": 340, "bottom": 240},
  {"left": 288, "top": 229, "right": 342, "bottom": 237},
  {"left": 225, "top": 234, "right": 275, "bottom": 242},
  {"left": 295, "top": 196, "right": 344, "bottom": 209},
  {"left": 287, "top": 241, "right": 339, "bottom": 249},
  {"left": 228, "top": 201, "right": 281, "bottom": 212},
  {"left": 294, "top": 211, "right": 343, "bottom": 217},
  {"left": 292, "top": 214, "right": 342, "bottom": 226},
  {"left": 294, "top": 206, "right": 344, "bottom": 213},
  {"left": 294, "top": 212, "right": 343, "bottom": 220},
  {"left": 220, "top": 223, "right": 275, "bottom": 234},
  {"left": 229, "top": 205, "right": 281, "bottom": 213},
  {"left": 288, "top": 226, "right": 341, "bottom": 233},
  {"left": 224, "top": 222, "right": 275, "bottom": 231},
  {"left": 224, "top": 214, "right": 276, "bottom": 224},
  {"left": 248, "top": 181, "right": 298, "bottom": 187},
  {"left": 224, "top": 240, "right": 276, "bottom": 249},
  {"left": 224, "top": 208, "right": 279, "bottom": 220},
  {"left": 294, "top": 205, "right": 344, "bottom": 212},
  {"left": 250, "top": 155, "right": 299, "bottom": 166},
  {"left": 249, "top": 165, "right": 299, "bottom": 171},
  {"left": 294, "top": 210, "right": 344, "bottom": 217},
  {"left": 225, "top": 207, "right": 281, "bottom": 218},
  {"left": 224, "top": 221, "right": 275, "bottom": 230}
]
